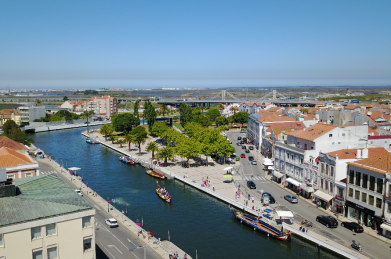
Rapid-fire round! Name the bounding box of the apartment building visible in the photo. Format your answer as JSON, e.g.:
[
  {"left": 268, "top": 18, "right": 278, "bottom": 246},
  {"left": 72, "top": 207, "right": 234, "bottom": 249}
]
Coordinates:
[
  {"left": 19, "top": 106, "right": 46, "bottom": 126},
  {"left": 0, "top": 173, "right": 95, "bottom": 259},
  {"left": 383, "top": 175, "right": 391, "bottom": 238},
  {"left": 346, "top": 153, "right": 391, "bottom": 235},
  {"left": 0, "top": 147, "right": 39, "bottom": 179},
  {"left": 0, "top": 109, "right": 21, "bottom": 126},
  {"left": 63, "top": 96, "right": 118, "bottom": 117}
]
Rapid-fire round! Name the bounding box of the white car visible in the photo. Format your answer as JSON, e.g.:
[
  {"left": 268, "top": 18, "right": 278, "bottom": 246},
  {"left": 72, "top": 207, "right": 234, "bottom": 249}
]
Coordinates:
[
  {"left": 105, "top": 218, "right": 118, "bottom": 228},
  {"left": 75, "top": 189, "right": 83, "bottom": 196},
  {"left": 251, "top": 160, "right": 257, "bottom": 165}
]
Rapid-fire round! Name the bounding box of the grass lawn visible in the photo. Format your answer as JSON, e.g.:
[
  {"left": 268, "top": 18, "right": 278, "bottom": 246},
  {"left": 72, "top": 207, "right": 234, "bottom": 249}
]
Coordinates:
[{"left": 173, "top": 123, "right": 184, "bottom": 131}]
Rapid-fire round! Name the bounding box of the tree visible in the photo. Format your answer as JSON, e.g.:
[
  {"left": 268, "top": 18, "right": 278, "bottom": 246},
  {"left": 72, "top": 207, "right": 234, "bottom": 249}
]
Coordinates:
[
  {"left": 179, "top": 103, "right": 192, "bottom": 128},
  {"left": 108, "top": 135, "right": 117, "bottom": 144},
  {"left": 80, "top": 110, "right": 94, "bottom": 132},
  {"left": 111, "top": 113, "right": 140, "bottom": 134},
  {"left": 3, "top": 120, "right": 18, "bottom": 135},
  {"left": 176, "top": 138, "right": 201, "bottom": 167},
  {"left": 151, "top": 122, "right": 169, "bottom": 136},
  {"left": 230, "top": 106, "right": 239, "bottom": 114},
  {"left": 205, "top": 107, "right": 221, "bottom": 121},
  {"left": 63, "top": 96, "right": 69, "bottom": 101},
  {"left": 215, "top": 116, "right": 228, "bottom": 127},
  {"left": 145, "top": 100, "right": 157, "bottom": 131},
  {"left": 216, "top": 138, "right": 235, "bottom": 164},
  {"left": 233, "top": 111, "right": 249, "bottom": 127},
  {"left": 200, "top": 105, "right": 206, "bottom": 113},
  {"left": 217, "top": 103, "right": 225, "bottom": 113},
  {"left": 117, "top": 138, "right": 125, "bottom": 148},
  {"left": 160, "top": 104, "right": 170, "bottom": 116},
  {"left": 300, "top": 108, "right": 309, "bottom": 114},
  {"left": 3, "top": 120, "right": 34, "bottom": 146},
  {"left": 173, "top": 116, "right": 179, "bottom": 123},
  {"left": 193, "top": 114, "right": 211, "bottom": 127},
  {"left": 156, "top": 146, "right": 175, "bottom": 167},
  {"left": 146, "top": 141, "right": 159, "bottom": 160},
  {"left": 134, "top": 100, "right": 140, "bottom": 119},
  {"left": 184, "top": 122, "right": 202, "bottom": 138},
  {"left": 124, "top": 133, "right": 135, "bottom": 151},
  {"left": 131, "top": 126, "right": 148, "bottom": 155},
  {"left": 100, "top": 124, "right": 114, "bottom": 141}
]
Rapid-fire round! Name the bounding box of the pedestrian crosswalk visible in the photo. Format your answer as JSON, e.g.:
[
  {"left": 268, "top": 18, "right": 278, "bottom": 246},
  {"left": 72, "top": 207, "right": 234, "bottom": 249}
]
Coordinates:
[
  {"left": 244, "top": 175, "right": 268, "bottom": 181},
  {"left": 39, "top": 171, "right": 58, "bottom": 176}
]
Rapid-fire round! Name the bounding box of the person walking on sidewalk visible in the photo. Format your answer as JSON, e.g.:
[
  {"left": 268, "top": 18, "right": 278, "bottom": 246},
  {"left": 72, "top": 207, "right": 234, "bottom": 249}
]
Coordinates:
[{"left": 252, "top": 196, "right": 254, "bottom": 203}]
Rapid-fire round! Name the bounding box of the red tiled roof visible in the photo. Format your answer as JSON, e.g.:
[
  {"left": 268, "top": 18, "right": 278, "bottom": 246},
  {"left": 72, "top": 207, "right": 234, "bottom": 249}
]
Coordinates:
[
  {"left": 327, "top": 147, "right": 388, "bottom": 160},
  {"left": 348, "top": 153, "right": 391, "bottom": 174},
  {"left": 368, "top": 135, "right": 391, "bottom": 139},
  {"left": 293, "top": 123, "right": 336, "bottom": 141},
  {"left": 0, "top": 137, "right": 27, "bottom": 150},
  {"left": 0, "top": 147, "right": 32, "bottom": 167}
]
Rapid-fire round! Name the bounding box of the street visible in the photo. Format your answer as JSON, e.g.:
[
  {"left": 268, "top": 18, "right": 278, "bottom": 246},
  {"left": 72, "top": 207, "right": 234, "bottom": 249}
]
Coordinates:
[
  {"left": 228, "top": 131, "right": 391, "bottom": 259},
  {"left": 39, "top": 162, "right": 161, "bottom": 259}
]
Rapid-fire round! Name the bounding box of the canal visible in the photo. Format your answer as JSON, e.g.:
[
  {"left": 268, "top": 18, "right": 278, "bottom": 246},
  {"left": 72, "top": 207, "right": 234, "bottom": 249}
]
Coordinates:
[{"left": 30, "top": 128, "right": 342, "bottom": 259}]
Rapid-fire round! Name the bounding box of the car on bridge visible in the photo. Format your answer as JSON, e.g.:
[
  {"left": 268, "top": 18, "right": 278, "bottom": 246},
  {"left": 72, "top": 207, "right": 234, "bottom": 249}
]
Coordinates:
[{"left": 105, "top": 218, "right": 119, "bottom": 228}]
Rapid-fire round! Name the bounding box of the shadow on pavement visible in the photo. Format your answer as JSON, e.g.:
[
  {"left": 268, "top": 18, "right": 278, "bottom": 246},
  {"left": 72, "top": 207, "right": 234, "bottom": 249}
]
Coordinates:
[{"left": 96, "top": 244, "right": 110, "bottom": 259}]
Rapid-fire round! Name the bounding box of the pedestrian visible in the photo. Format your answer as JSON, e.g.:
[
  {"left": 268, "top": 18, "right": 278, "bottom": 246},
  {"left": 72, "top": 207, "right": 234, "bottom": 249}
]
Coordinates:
[
  {"left": 244, "top": 200, "right": 246, "bottom": 206},
  {"left": 252, "top": 196, "right": 254, "bottom": 203},
  {"left": 306, "top": 228, "right": 308, "bottom": 234},
  {"left": 252, "top": 206, "right": 254, "bottom": 210},
  {"left": 248, "top": 194, "right": 250, "bottom": 200},
  {"left": 213, "top": 186, "right": 215, "bottom": 192},
  {"left": 246, "top": 200, "right": 248, "bottom": 206},
  {"left": 175, "top": 251, "right": 179, "bottom": 258},
  {"left": 238, "top": 184, "right": 240, "bottom": 189},
  {"left": 169, "top": 250, "right": 173, "bottom": 259},
  {"left": 292, "top": 217, "right": 294, "bottom": 224}
]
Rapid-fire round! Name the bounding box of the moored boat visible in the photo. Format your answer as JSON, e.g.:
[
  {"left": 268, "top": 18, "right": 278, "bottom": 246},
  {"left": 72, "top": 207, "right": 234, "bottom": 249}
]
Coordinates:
[
  {"left": 231, "top": 208, "right": 290, "bottom": 241},
  {"left": 156, "top": 185, "right": 171, "bottom": 203},
  {"left": 118, "top": 155, "right": 135, "bottom": 164},
  {"left": 86, "top": 139, "right": 95, "bottom": 144},
  {"left": 146, "top": 169, "right": 166, "bottom": 179}
]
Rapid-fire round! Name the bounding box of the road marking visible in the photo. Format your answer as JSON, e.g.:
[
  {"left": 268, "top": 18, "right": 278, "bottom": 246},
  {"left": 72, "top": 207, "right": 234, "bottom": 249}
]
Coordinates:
[
  {"left": 127, "top": 238, "right": 131, "bottom": 243},
  {"left": 108, "top": 245, "right": 123, "bottom": 254},
  {"left": 95, "top": 218, "right": 131, "bottom": 250},
  {"left": 104, "top": 247, "right": 116, "bottom": 259}
]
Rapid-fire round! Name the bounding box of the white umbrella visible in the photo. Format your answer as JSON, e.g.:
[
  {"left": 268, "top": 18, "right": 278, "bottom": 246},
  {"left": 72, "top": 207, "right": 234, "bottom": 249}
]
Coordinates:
[
  {"left": 223, "top": 166, "right": 233, "bottom": 171},
  {"left": 263, "top": 161, "right": 273, "bottom": 166},
  {"left": 268, "top": 166, "right": 275, "bottom": 170},
  {"left": 68, "top": 167, "right": 81, "bottom": 171}
]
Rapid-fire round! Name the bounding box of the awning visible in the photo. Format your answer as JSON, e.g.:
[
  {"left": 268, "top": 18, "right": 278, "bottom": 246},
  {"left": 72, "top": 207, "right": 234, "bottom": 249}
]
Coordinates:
[
  {"left": 286, "top": 178, "right": 301, "bottom": 187},
  {"left": 68, "top": 167, "right": 81, "bottom": 171},
  {"left": 267, "top": 166, "right": 274, "bottom": 170},
  {"left": 272, "top": 171, "right": 284, "bottom": 178},
  {"left": 276, "top": 211, "right": 294, "bottom": 218},
  {"left": 380, "top": 223, "right": 391, "bottom": 232},
  {"left": 313, "top": 190, "right": 333, "bottom": 202},
  {"left": 263, "top": 161, "right": 273, "bottom": 166},
  {"left": 301, "top": 185, "right": 314, "bottom": 193}
]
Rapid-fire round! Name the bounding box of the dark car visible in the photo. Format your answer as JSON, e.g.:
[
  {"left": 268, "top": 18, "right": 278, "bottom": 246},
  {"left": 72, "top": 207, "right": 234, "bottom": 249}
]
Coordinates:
[
  {"left": 243, "top": 137, "right": 247, "bottom": 142},
  {"left": 341, "top": 222, "right": 363, "bottom": 233},
  {"left": 245, "top": 149, "right": 250, "bottom": 153},
  {"left": 316, "top": 215, "right": 338, "bottom": 228},
  {"left": 249, "top": 146, "right": 254, "bottom": 150},
  {"left": 247, "top": 181, "right": 256, "bottom": 189},
  {"left": 248, "top": 156, "right": 254, "bottom": 161},
  {"left": 242, "top": 145, "right": 246, "bottom": 150},
  {"left": 237, "top": 142, "right": 241, "bottom": 146},
  {"left": 237, "top": 136, "right": 242, "bottom": 140},
  {"left": 263, "top": 192, "right": 276, "bottom": 204}
]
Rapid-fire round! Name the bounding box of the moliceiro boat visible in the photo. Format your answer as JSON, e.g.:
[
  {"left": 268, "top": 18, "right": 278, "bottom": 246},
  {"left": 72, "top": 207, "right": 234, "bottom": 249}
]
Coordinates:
[
  {"left": 156, "top": 185, "right": 171, "bottom": 203},
  {"left": 231, "top": 208, "right": 290, "bottom": 241},
  {"left": 118, "top": 155, "right": 135, "bottom": 164},
  {"left": 146, "top": 169, "right": 166, "bottom": 179}
]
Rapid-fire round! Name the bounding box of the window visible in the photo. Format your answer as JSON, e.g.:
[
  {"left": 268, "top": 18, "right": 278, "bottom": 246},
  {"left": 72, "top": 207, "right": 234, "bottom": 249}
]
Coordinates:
[
  {"left": 377, "top": 178, "right": 383, "bottom": 194},
  {"left": 25, "top": 172, "right": 33, "bottom": 177},
  {"left": 47, "top": 246, "right": 58, "bottom": 259},
  {"left": 325, "top": 180, "right": 328, "bottom": 190},
  {"left": 31, "top": 226, "right": 41, "bottom": 239},
  {"left": 0, "top": 233, "right": 3, "bottom": 246},
  {"left": 46, "top": 223, "right": 56, "bottom": 236},
  {"left": 355, "top": 190, "right": 360, "bottom": 200},
  {"left": 376, "top": 198, "right": 382, "bottom": 209},
  {"left": 362, "top": 174, "right": 368, "bottom": 189},
  {"left": 368, "top": 195, "right": 374, "bottom": 206},
  {"left": 330, "top": 182, "right": 333, "bottom": 193},
  {"left": 355, "top": 172, "right": 361, "bottom": 187},
  {"left": 330, "top": 166, "right": 334, "bottom": 177},
  {"left": 83, "top": 238, "right": 92, "bottom": 252},
  {"left": 342, "top": 133, "right": 345, "bottom": 136},
  {"left": 82, "top": 216, "right": 91, "bottom": 228},
  {"left": 338, "top": 187, "right": 343, "bottom": 198},
  {"left": 369, "top": 176, "right": 375, "bottom": 191},
  {"left": 326, "top": 164, "right": 329, "bottom": 175},
  {"left": 321, "top": 164, "right": 325, "bottom": 174},
  {"left": 329, "top": 134, "right": 332, "bottom": 137},
  {"left": 300, "top": 158, "right": 303, "bottom": 164},
  {"left": 7, "top": 174, "right": 15, "bottom": 179},
  {"left": 388, "top": 202, "right": 391, "bottom": 213},
  {"left": 362, "top": 193, "right": 367, "bottom": 203},
  {"left": 32, "top": 250, "right": 43, "bottom": 259},
  {"left": 349, "top": 170, "right": 354, "bottom": 184},
  {"left": 321, "top": 179, "right": 324, "bottom": 189},
  {"left": 349, "top": 188, "right": 353, "bottom": 197}
]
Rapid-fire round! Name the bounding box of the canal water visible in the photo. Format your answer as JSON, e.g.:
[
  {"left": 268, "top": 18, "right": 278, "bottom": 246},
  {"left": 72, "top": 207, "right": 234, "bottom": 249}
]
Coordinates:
[{"left": 30, "top": 128, "right": 341, "bottom": 259}]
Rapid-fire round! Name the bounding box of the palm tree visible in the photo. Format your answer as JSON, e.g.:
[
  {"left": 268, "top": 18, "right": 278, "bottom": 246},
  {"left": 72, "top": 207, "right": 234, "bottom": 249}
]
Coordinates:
[
  {"left": 100, "top": 124, "right": 113, "bottom": 141},
  {"left": 160, "top": 104, "right": 169, "bottom": 116},
  {"left": 230, "top": 106, "right": 239, "bottom": 114},
  {"left": 81, "top": 110, "right": 94, "bottom": 132},
  {"left": 108, "top": 135, "right": 117, "bottom": 144},
  {"left": 117, "top": 138, "right": 125, "bottom": 148},
  {"left": 124, "top": 134, "right": 135, "bottom": 151},
  {"left": 200, "top": 105, "right": 206, "bottom": 113},
  {"left": 146, "top": 141, "right": 159, "bottom": 160},
  {"left": 156, "top": 146, "right": 175, "bottom": 167}
]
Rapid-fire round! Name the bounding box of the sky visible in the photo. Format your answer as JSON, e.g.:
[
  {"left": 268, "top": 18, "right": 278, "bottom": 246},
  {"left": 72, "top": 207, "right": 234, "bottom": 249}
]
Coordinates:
[{"left": 1, "top": 0, "right": 391, "bottom": 89}]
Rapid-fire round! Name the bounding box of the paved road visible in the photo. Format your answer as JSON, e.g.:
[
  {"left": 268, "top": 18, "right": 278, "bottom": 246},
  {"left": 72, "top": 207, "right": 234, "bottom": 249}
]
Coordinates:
[
  {"left": 39, "top": 163, "right": 161, "bottom": 259},
  {"left": 229, "top": 131, "right": 391, "bottom": 259}
]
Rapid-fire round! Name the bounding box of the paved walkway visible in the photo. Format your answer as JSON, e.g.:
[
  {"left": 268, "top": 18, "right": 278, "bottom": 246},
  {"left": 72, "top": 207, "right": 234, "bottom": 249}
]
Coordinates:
[{"left": 84, "top": 130, "right": 370, "bottom": 259}]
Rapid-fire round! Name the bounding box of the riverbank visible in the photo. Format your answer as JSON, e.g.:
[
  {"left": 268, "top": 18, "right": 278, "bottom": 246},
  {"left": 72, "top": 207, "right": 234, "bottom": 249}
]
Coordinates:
[{"left": 82, "top": 131, "right": 367, "bottom": 259}]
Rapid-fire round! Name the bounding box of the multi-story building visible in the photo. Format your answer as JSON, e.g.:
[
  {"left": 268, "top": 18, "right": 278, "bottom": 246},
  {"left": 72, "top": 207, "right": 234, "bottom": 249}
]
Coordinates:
[
  {"left": 0, "top": 173, "right": 96, "bottom": 259},
  {"left": 63, "top": 96, "right": 118, "bottom": 117},
  {"left": 0, "top": 147, "right": 40, "bottom": 179},
  {"left": 19, "top": 106, "right": 46, "bottom": 126},
  {"left": 346, "top": 153, "right": 390, "bottom": 235},
  {"left": 0, "top": 109, "right": 21, "bottom": 126},
  {"left": 382, "top": 174, "right": 391, "bottom": 238}
]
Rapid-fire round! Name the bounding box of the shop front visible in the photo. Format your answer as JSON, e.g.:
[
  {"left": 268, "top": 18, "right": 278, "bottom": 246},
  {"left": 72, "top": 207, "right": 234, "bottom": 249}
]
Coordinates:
[
  {"left": 345, "top": 200, "right": 379, "bottom": 229},
  {"left": 313, "top": 190, "right": 333, "bottom": 210},
  {"left": 301, "top": 185, "right": 314, "bottom": 199},
  {"left": 334, "top": 195, "right": 345, "bottom": 214},
  {"left": 380, "top": 222, "right": 391, "bottom": 238},
  {"left": 272, "top": 170, "right": 283, "bottom": 184},
  {"left": 286, "top": 177, "right": 301, "bottom": 192}
]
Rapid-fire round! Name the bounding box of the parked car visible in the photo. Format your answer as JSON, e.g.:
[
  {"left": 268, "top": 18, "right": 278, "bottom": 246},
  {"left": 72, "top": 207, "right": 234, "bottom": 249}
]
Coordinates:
[
  {"left": 237, "top": 136, "right": 242, "bottom": 140},
  {"left": 241, "top": 153, "right": 246, "bottom": 158},
  {"left": 245, "top": 149, "right": 250, "bottom": 153},
  {"left": 341, "top": 222, "right": 363, "bottom": 233},
  {"left": 75, "top": 189, "right": 83, "bottom": 196},
  {"left": 242, "top": 145, "right": 246, "bottom": 150},
  {"left": 237, "top": 142, "right": 241, "bottom": 146},
  {"left": 243, "top": 137, "right": 247, "bottom": 142},
  {"left": 263, "top": 192, "right": 275, "bottom": 204},
  {"left": 284, "top": 195, "right": 298, "bottom": 203},
  {"left": 230, "top": 153, "right": 236, "bottom": 158},
  {"left": 251, "top": 160, "right": 257, "bottom": 165},
  {"left": 247, "top": 180, "right": 256, "bottom": 189},
  {"left": 249, "top": 146, "right": 254, "bottom": 150},
  {"left": 248, "top": 156, "right": 254, "bottom": 161},
  {"left": 316, "top": 216, "right": 338, "bottom": 228},
  {"left": 105, "top": 218, "right": 119, "bottom": 228},
  {"left": 227, "top": 139, "right": 232, "bottom": 144}
]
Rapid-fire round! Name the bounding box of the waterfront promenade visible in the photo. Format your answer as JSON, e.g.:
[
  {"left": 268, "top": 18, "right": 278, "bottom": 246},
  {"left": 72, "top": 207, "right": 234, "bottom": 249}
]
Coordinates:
[{"left": 83, "top": 130, "right": 369, "bottom": 259}]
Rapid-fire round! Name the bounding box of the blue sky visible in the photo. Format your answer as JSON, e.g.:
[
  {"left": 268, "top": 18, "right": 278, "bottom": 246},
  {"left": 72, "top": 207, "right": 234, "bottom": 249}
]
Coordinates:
[{"left": 1, "top": 0, "right": 390, "bottom": 89}]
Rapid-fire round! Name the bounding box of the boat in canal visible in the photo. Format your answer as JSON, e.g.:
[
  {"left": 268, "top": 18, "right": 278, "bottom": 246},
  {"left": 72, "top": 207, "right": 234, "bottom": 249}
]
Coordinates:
[
  {"left": 156, "top": 185, "right": 171, "bottom": 203},
  {"left": 118, "top": 155, "right": 135, "bottom": 164},
  {"left": 86, "top": 139, "right": 95, "bottom": 144},
  {"left": 231, "top": 208, "right": 291, "bottom": 241},
  {"left": 146, "top": 169, "right": 166, "bottom": 179}
]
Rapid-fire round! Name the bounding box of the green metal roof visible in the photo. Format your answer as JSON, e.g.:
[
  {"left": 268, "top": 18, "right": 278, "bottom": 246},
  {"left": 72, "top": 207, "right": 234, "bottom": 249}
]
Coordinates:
[{"left": 0, "top": 174, "right": 93, "bottom": 227}]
